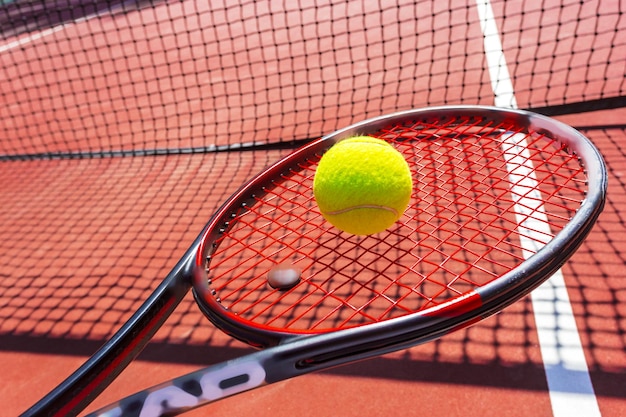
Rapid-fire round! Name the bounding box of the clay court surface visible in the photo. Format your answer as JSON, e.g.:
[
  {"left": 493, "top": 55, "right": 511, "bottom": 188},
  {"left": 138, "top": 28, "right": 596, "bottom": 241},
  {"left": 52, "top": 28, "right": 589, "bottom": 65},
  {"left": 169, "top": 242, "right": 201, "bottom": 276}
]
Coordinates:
[{"left": 0, "top": 1, "right": 624, "bottom": 416}]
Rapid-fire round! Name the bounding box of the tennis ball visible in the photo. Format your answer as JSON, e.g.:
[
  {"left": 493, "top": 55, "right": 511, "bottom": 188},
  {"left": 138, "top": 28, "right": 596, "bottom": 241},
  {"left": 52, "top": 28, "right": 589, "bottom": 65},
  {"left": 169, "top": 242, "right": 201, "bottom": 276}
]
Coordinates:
[{"left": 313, "top": 136, "right": 413, "bottom": 235}]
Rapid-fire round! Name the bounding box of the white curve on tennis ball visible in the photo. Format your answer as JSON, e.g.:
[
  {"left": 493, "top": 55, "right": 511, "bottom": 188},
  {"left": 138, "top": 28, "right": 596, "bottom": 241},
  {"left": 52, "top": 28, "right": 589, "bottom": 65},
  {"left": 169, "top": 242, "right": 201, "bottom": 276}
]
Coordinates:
[{"left": 267, "top": 264, "right": 302, "bottom": 289}]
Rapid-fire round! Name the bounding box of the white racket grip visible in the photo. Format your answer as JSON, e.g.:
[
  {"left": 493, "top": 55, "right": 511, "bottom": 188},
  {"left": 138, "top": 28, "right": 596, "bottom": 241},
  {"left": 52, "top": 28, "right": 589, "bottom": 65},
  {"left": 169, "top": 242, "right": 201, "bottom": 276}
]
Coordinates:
[{"left": 90, "top": 358, "right": 268, "bottom": 417}]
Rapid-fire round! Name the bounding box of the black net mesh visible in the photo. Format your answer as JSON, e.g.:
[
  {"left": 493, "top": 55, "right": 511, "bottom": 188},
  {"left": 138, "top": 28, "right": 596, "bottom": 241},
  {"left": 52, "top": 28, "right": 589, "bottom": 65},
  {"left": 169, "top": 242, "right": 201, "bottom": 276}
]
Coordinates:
[{"left": 0, "top": 0, "right": 623, "bottom": 158}]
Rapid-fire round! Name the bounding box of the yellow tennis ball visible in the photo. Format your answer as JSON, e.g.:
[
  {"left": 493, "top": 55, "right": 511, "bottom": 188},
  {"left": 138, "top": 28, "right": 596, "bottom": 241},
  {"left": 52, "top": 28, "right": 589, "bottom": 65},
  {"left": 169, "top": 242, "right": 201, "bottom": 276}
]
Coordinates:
[{"left": 313, "top": 136, "right": 413, "bottom": 235}]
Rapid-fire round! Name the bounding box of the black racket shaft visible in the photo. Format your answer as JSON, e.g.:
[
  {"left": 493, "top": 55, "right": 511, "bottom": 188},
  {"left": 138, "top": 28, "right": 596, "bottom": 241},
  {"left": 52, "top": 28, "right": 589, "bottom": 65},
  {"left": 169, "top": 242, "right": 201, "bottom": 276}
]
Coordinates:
[{"left": 20, "top": 247, "right": 199, "bottom": 417}]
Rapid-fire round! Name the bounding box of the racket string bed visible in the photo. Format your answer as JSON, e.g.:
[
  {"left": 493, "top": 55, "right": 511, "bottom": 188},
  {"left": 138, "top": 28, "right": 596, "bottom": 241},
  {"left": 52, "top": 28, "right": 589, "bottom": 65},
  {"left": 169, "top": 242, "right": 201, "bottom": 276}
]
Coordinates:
[{"left": 202, "top": 114, "right": 588, "bottom": 336}]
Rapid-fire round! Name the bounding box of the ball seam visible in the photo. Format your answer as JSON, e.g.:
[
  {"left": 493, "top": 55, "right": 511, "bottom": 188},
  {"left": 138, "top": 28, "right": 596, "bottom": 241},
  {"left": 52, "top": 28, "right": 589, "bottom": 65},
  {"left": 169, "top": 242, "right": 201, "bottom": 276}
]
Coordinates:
[{"left": 322, "top": 204, "right": 399, "bottom": 217}]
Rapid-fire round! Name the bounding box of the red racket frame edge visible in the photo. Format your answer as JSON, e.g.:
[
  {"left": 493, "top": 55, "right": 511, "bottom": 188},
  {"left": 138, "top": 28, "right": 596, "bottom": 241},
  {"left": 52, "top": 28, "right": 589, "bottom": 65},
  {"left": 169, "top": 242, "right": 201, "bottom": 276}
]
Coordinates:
[{"left": 21, "top": 106, "right": 607, "bottom": 417}]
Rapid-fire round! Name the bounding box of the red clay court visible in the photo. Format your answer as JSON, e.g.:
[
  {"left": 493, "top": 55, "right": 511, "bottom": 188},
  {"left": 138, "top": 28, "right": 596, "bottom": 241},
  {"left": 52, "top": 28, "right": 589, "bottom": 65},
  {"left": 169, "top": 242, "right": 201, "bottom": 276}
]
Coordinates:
[{"left": 0, "top": 1, "right": 624, "bottom": 416}]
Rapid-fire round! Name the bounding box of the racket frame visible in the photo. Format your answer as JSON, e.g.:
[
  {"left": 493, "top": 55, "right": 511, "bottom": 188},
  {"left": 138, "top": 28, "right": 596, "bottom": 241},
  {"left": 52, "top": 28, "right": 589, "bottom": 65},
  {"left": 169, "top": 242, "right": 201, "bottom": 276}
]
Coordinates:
[{"left": 192, "top": 105, "right": 606, "bottom": 348}]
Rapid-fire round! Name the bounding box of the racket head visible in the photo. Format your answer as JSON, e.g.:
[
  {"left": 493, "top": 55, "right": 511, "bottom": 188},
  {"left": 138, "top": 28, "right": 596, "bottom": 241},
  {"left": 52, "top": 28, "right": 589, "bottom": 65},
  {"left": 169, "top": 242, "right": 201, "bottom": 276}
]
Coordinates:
[{"left": 191, "top": 106, "right": 606, "bottom": 348}]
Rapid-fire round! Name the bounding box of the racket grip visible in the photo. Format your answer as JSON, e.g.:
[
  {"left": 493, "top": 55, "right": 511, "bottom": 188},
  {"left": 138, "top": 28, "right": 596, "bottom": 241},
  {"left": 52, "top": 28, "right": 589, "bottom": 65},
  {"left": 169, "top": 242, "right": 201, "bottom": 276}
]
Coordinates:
[{"left": 87, "top": 356, "right": 271, "bottom": 417}]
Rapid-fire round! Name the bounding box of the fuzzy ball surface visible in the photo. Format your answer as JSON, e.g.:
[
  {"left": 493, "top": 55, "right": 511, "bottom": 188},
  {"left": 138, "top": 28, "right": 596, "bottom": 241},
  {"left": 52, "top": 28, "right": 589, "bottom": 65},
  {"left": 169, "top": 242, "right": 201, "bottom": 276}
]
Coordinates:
[{"left": 313, "top": 136, "right": 413, "bottom": 235}]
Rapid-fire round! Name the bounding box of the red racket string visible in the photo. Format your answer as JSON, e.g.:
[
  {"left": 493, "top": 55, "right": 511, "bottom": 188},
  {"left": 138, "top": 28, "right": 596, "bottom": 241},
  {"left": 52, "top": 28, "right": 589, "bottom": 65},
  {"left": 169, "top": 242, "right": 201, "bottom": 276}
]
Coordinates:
[{"left": 203, "top": 115, "right": 587, "bottom": 334}]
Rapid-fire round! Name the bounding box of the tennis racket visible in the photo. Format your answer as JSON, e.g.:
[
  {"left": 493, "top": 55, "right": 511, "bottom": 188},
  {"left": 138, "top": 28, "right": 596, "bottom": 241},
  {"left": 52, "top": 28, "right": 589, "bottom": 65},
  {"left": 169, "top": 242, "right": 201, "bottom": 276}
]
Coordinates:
[{"left": 23, "top": 106, "right": 607, "bottom": 417}]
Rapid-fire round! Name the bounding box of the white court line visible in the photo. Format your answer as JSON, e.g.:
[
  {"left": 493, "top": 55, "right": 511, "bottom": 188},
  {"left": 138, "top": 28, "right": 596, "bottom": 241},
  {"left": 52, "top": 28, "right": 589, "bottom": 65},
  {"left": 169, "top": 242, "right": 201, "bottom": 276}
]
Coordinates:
[
  {"left": 474, "top": 1, "right": 602, "bottom": 416},
  {"left": 0, "top": 11, "right": 105, "bottom": 54},
  {"left": 0, "top": 24, "right": 68, "bottom": 54}
]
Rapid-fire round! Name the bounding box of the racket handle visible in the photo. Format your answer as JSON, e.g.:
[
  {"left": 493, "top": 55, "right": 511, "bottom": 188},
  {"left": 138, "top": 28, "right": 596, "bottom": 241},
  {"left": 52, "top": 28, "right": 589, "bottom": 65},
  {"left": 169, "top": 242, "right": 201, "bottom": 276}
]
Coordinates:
[{"left": 87, "top": 355, "right": 272, "bottom": 417}]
